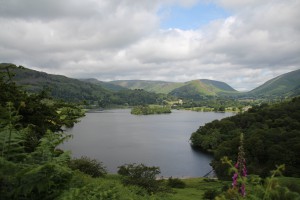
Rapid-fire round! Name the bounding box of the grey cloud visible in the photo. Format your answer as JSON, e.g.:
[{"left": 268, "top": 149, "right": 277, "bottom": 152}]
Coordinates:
[
  {"left": 0, "top": 0, "right": 299, "bottom": 91},
  {"left": 0, "top": 0, "right": 102, "bottom": 20}
]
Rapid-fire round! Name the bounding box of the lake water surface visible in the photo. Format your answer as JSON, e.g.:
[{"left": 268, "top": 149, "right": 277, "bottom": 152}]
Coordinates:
[{"left": 62, "top": 109, "right": 233, "bottom": 177}]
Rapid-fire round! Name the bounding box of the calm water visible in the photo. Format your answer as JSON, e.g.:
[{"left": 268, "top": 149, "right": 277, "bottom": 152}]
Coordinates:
[{"left": 62, "top": 109, "right": 233, "bottom": 177}]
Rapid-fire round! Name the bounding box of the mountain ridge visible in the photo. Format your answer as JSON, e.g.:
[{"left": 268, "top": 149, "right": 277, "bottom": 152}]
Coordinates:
[
  {"left": 246, "top": 69, "right": 300, "bottom": 97},
  {"left": 110, "top": 80, "right": 185, "bottom": 94},
  {"left": 1, "top": 63, "right": 299, "bottom": 100},
  {"left": 0, "top": 63, "right": 111, "bottom": 102}
]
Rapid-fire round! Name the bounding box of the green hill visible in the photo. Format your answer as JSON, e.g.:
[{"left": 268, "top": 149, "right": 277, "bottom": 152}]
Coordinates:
[
  {"left": 200, "top": 79, "right": 236, "bottom": 92},
  {"left": 110, "top": 80, "right": 185, "bottom": 94},
  {"left": 245, "top": 69, "right": 300, "bottom": 97},
  {"left": 2, "top": 63, "right": 299, "bottom": 102},
  {"left": 111, "top": 79, "right": 237, "bottom": 99},
  {"left": 0, "top": 63, "right": 169, "bottom": 106},
  {"left": 169, "top": 79, "right": 237, "bottom": 99},
  {"left": 81, "top": 78, "right": 126, "bottom": 91},
  {"left": 0, "top": 63, "right": 112, "bottom": 102},
  {"left": 94, "top": 70, "right": 300, "bottom": 100}
]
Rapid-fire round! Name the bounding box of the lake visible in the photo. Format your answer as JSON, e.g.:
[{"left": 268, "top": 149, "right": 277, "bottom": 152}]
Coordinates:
[{"left": 62, "top": 109, "right": 233, "bottom": 177}]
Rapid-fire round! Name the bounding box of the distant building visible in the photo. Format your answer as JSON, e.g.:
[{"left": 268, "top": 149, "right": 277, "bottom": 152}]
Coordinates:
[{"left": 178, "top": 99, "right": 183, "bottom": 105}]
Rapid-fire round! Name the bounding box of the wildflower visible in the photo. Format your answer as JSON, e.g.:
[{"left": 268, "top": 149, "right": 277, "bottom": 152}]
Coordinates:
[
  {"left": 232, "top": 133, "right": 247, "bottom": 197},
  {"left": 232, "top": 172, "right": 238, "bottom": 187}
]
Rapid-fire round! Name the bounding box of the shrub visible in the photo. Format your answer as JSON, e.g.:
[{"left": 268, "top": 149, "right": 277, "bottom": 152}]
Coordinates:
[
  {"left": 16, "top": 162, "right": 73, "bottom": 200},
  {"left": 167, "top": 177, "right": 186, "bottom": 188},
  {"left": 57, "top": 179, "right": 149, "bottom": 200},
  {"left": 117, "top": 163, "right": 165, "bottom": 193},
  {"left": 203, "top": 189, "right": 220, "bottom": 200},
  {"left": 69, "top": 156, "right": 107, "bottom": 177}
]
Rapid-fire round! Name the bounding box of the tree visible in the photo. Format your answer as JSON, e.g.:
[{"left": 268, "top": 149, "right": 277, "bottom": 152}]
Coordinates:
[{"left": 117, "top": 163, "right": 163, "bottom": 193}]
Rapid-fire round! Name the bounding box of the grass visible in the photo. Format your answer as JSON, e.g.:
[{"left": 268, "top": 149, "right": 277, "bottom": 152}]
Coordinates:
[
  {"left": 70, "top": 173, "right": 300, "bottom": 199},
  {"left": 277, "top": 177, "right": 300, "bottom": 194},
  {"left": 169, "top": 178, "right": 230, "bottom": 200}
]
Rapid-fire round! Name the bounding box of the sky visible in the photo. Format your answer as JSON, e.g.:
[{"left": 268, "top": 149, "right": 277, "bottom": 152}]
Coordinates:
[{"left": 0, "top": 0, "right": 299, "bottom": 91}]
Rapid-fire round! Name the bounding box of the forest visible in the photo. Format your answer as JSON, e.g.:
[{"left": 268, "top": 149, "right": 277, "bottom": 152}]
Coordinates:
[
  {"left": 131, "top": 105, "right": 171, "bottom": 115},
  {"left": 190, "top": 97, "right": 300, "bottom": 179}
]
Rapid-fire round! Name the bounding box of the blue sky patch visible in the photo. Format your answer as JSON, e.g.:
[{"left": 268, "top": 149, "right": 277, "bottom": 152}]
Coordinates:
[{"left": 159, "top": 2, "right": 230, "bottom": 30}]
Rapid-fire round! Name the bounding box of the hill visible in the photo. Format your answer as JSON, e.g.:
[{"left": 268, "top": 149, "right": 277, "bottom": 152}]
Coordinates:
[
  {"left": 169, "top": 79, "right": 237, "bottom": 99},
  {"left": 110, "top": 80, "right": 185, "bottom": 94},
  {"left": 2, "top": 63, "right": 299, "bottom": 102},
  {"left": 0, "top": 63, "right": 111, "bottom": 102},
  {"left": 111, "top": 79, "right": 237, "bottom": 98},
  {"left": 245, "top": 69, "right": 300, "bottom": 97},
  {"left": 0, "top": 63, "right": 167, "bottom": 106},
  {"left": 190, "top": 97, "right": 300, "bottom": 178},
  {"left": 111, "top": 70, "right": 300, "bottom": 100},
  {"left": 81, "top": 78, "right": 126, "bottom": 91}
]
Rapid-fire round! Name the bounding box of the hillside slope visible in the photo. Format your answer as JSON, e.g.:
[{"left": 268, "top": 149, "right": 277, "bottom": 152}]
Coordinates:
[
  {"left": 246, "top": 69, "right": 300, "bottom": 97},
  {"left": 0, "top": 63, "right": 111, "bottom": 102},
  {"left": 169, "top": 79, "right": 237, "bottom": 99},
  {"left": 110, "top": 80, "right": 185, "bottom": 94},
  {"left": 81, "top": 78, "right": 126, "bottom": 91},
  {"left": 0, "top": 63, "right": 169, "bottom": 106}
]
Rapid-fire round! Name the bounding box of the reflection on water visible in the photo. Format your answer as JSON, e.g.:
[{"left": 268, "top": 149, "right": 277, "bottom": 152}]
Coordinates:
[{"left": 62, "top": 109, "right": 233, "bottom": 177}]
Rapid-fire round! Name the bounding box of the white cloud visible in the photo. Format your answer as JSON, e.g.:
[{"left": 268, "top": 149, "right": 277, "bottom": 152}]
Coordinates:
[{"left": 0, "top": 0, "right": 299, "bottom": 91}]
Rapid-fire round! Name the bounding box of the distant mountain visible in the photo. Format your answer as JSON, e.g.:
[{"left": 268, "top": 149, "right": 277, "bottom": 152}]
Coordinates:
[
  {"left": 0, "top": 63, "right": 111, "bottom": 102},
  {"left": 111, "top": 79, "right": 238, "bottom": 100},
  {"left": 2, "top": 63, "right": 299, "bottom": 102},
  {"left": 110, "top": 80, "right": 185, "bottom": 94},
  {"left": 81, "top": 78, "right": 126, "bottom": 91},
  {"left": 246, "top": 69, "right": 300, "bottom": 97},
  {"left": 169, "top": 79, "right": 237, "bottom": 99}
]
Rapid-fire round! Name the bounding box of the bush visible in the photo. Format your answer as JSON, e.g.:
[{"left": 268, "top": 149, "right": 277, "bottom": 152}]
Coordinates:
[
  {"left": 117, "top": 163, "right": 165, "bottom": 193},
  {"left": 57, "top": 179, "right": 149, "bottom": 200},
  {"left": 203, "top": 189, "right": 220, "bottom": 200},
  {"left": 16, "top": 162, "right": 73, "bottom": 200},
  {"left": 167, "top": 177, "right": 186, "bottom": 188},
  {"left": 69, "top": 156, "right": 107, "bottom": 177}
]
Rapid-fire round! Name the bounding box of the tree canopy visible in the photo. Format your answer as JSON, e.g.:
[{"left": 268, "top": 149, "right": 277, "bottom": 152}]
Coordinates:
[{"left": 190, "top": 97, "right": 300, "bottom": 179}]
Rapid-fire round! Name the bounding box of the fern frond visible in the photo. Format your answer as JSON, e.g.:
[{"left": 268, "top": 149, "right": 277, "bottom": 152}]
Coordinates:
[
  {"left": 0, "top": 126, "right": 26, "bottom": 161},
  {"left": 27, "top": 130, "right": 72, "bottom": 164}
]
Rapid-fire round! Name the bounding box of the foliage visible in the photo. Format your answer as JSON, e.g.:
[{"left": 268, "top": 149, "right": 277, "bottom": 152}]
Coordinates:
[
  {"left": 0, "top": 69, "right": 82, "bottom": 199},
  {"left": 0, "top": 102, "right": 26, "bottom": 161},
  {"left": 118, "top": 163, "right": 166, "bottom": 193},
  {"left": 190, "top": 97, "right": 300, "bottom": 178},
  {"left": 167, "top": 177, "right": 186, "bottom": 188},
  {"left": 69, "top": 156, "right": 107, "bottom": 177},
  {"left": 58, "top": 179, "right": 139, "bottom": 200},
  {"left": 177, "top": 96, "right": 250, "bottom": 113},
  {"left": 131, "top": 105, "right": 171, "bottom": 115},
  {"left": 203, "top": 189, "right": 221, "bottom": 200},
  {"left": 216, "top": 133, "right": 300, "bottom": 199},
  {"left": 217, "top": 159, "right": 300, "bottom": 199},
  {"left": 0, "top": 65, "right": 85, "bottom": 151},
  {"left": 16, "top": 162, "right": 73, "bottom": 200},
  {"left": 0, "top": 129, "right": 73, "bottom": 200}
]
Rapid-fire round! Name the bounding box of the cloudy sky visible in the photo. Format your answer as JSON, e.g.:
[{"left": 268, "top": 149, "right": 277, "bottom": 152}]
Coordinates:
[{"left": 0, "top": 0, "right": 299, "bottom": 91}]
